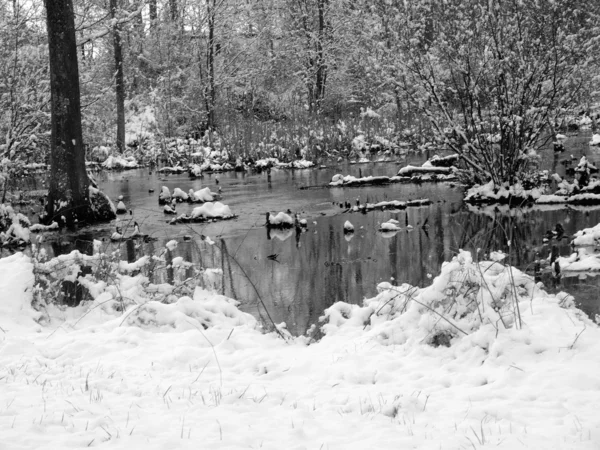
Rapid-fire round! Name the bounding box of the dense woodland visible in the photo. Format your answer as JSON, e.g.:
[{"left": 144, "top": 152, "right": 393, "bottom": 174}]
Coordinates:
[{"left": 1, "top": 1, "right": 600, "bottom": 200}]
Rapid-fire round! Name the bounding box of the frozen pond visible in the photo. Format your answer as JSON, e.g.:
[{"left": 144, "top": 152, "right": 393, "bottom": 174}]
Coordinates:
[{"left": 15, "top": 134, "right": 600, "bottom": 335}]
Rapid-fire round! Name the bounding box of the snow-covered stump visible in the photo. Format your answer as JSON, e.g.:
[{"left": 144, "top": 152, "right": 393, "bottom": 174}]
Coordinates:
[{"left": 265, "top": 211, "right": 295, "bottom": 229}]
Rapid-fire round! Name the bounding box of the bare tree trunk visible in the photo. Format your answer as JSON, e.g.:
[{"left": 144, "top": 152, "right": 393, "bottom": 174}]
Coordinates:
[
  {"left": 110, "top": 0, "right": 126, "bottom": 153},
  {"left": 314, "top": 0, "right": 328, "bottom": 111},
  {"left": 170, "top": 0, "right": 178, "bottom": 22},
  {"left": 43, "top": 0, "right": 89, "bottom": 224},
  {"left": 206, "top": 0, "right": 216, "bottom": 130},
  {"left": 43, "top": 0, "right": 116, "bottom": 226},
  {"left": 148, "top": 0, "right": 157, "bottom": 23}
]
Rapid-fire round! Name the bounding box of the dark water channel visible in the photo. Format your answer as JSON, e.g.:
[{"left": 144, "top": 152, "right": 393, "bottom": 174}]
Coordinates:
[{"left": 12, "top": 135, "right": 600, "bottom": 334}]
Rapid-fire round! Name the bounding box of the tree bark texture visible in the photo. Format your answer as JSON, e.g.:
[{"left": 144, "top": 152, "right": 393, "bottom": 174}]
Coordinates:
[
  {"left": 43, "top": 0, "right": 91, "bottom": 225},
  {"left": 43, "top": 0, "right": 116, "bottom": 226},
  {"left": 110, "top": 0, "right": 126, "bottom": 152}
]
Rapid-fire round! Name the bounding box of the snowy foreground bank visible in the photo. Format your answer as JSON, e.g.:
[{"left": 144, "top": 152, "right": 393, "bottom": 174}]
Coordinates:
[{"left": 1, "top": 252, "right": 599, "bottom": 449}]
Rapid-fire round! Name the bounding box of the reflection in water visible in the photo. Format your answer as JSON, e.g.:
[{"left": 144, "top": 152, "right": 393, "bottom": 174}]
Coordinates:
[
  {"left": 205, "top": 203, "right": 600, "bottom": 335},
  {"left": 5, "top": 134, "right": 600, "bottom": 334}
]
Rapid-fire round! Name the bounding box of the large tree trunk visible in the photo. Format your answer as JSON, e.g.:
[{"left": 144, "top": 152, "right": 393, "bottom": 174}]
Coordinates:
[
  {"left": 111, "top": 0, "right": 126, "bottom": 153},
  {"left": 43, "top": 0, "right": 115, "bottom": 226}
]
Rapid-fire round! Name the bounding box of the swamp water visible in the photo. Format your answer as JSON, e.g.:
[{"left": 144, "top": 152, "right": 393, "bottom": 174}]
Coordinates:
[{"left": 14, "top": 134, "right": 600, "bottom": 335}]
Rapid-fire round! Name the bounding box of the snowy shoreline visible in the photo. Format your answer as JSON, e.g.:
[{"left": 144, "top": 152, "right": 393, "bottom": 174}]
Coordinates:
[{"left": 1, "top": 247, "right": 599, "bottom": 449}]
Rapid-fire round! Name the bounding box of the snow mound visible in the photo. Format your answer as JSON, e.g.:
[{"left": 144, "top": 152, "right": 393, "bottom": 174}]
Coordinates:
[
  {"left": 0, "top": 247, "right": 599, "bottom": 449},
  {"left": 124, "top": 289, "right": 256, "bottom": 332},
  {"left": 191, "top": 202, "right": 233, "bottom": 219},
  {"left": 555, "top": 248, "right": 600, "bottom": 273},
  {"left": 320, "top": 250, "right": 550, "bottom": 345},
  {"left": 0, "top": 252, "right": 40, "bottom": 328},
  {"left": 572, "top": 222, "right": 600, "bottom": 247}
]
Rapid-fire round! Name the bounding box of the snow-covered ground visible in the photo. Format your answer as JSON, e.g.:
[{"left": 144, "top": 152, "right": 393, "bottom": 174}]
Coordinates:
[{"left": 1, "top": 247, "right": 600, "bottom": 449}]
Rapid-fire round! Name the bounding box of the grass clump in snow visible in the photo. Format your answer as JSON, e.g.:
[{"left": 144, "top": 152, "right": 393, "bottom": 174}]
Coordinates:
[{"left": 314, "top": 250, "right": 555, "bottom": 346}]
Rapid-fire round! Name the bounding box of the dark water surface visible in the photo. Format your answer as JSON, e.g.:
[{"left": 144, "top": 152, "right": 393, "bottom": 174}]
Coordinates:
[{"left": 15, "top": 135, "right": 600, "bottom": 334}]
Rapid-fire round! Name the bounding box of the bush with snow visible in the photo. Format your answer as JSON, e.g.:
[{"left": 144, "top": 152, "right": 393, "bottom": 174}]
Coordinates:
[
  {"left": 0, "top": 204, "right": 31, "bottom": 246},
  {"left": 464, "top": 181, "right": 544, "bottom": 204},
  {"left": 31, "top": 238, "right": 224, "bottom": 312}
]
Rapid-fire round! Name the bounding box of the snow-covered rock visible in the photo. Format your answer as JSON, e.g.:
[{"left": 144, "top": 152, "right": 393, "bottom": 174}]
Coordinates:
[
  {"left": 379, "top": 219, "right": 401, "bottom": 232},
  {"left": 116, "top": 200, "right": 127, "bottom": 214},
  {"left": 159, "top": 186, "right": 172, "bottom": 204}
]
